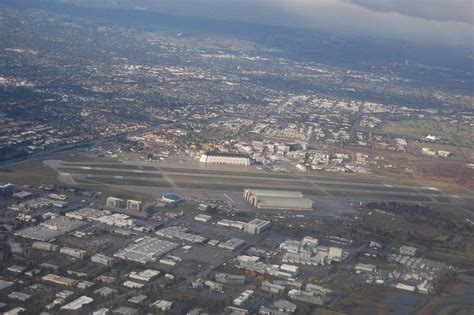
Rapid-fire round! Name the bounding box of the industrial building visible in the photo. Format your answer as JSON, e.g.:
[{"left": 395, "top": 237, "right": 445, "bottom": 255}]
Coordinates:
[
  {"left": 194, "top": 214, "right": 212, "bottom": 222},
  {"left": 0, "top": 183, "right": 15, "bottom": 196},
  {"left": 32, "top": 242, "right": 59, "bottom": 252},
  {"left": 66, "top": 207, "right": 104, "bottom": 221},
  {"left": 60, "top": 296, "right": 93, "bottom": 311},
  {"left": 126, "top": 199, "right": 142, "bottom": 211},
  {"left": 15, "top": 217, "right": 86, "bottom": 241},
  {"left": 399, "top": 246, "right": 418, "bottom": 257},
  {"left": 156, "top": 226, "right": 207, "bottom": 244},
  {"left": 200, "top": 151, "right": 250, "bottom": 166},
  {"left": 42, "top": 274, "right": 77, "bottom": 287},
  {"left": 91, "top": 254, "right": 114, "bottom": 266},
  {"left": 150, "top": 300, "right": 173, "bottom": 312},
  {"left": 245, "top": 218, "right": 271, "bottom": 234},
  {"left": 60, "top": 247, "right": 88, "bottom": 260},
  {"left": 243, "top": 189, "right": 313, "bottom": 211},
  {"left": 129, "top": 269, "right": 160, "bottom": 283},
  {"left": 288, "top": 284, "right": 335, "bottom": 306},
  {"left": 161, "top": 194, "right": 181, "bottom": 204},
  {"left": 106, "top": 197, "right": 125, "bottom": 208},
  {"left": 218, "top": 238, "right": 246, "bottom": 251},
  {"left": 216, "top": 273, "right": 246, "bottom": 284},
  {"left": 8, "top": 292, "right": 31, "bottom": 302},
  {"left": 114, "top": 237, "right": 179, "bottom": 264}
]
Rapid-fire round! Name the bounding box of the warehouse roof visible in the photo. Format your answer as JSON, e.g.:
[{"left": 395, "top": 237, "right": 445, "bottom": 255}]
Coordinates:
[
  {"left": 245, "top": 189, "right": 304, "bottom": 198},
  {"left": 256, "top": 196, "right": 313, "bottom": 210},
  {"left": 61, "top": 296, "right": 93, "bottom": 310},
  {"left": 114, "top": 237, "right": 179, "bottom": 264},
  {"left": 247, "top": 218, "right": 271, "bottom": 228},
  {"left": 162, "top": 194, "right": 181, "bottom": 202},
  {"left": 205, "top": 151, "right": 248, "bottom": 158}
]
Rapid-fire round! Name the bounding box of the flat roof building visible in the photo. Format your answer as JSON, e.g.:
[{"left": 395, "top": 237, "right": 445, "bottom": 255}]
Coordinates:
[
  {"left": 245, "top": 218, "right": 271, "bottom": 234},
  {"left": 15, "top": 216, "right": 86, "bottom": 241},
  {"left": 200, "top": 151, "right": 250, "bottom": 166},
  {"left": 194, "top": 214, "right": 212, "bottom": 222},
  {"left": 42, "top": 274, "right": 77, "bottom": 287},
  {"left": 400, "top": 246, "right": 418, "bottom": 257},
  {"left": 127, "top": 200, "right": 142, "bottom": 211},
  {"left": 0, "top": 183, "right": 15, "bottom": 197},
  {"left": 61, "top": 296, "right": 93, "bottom": 311},
  {"left": 12, "top": 191, "right": 33, "bottom": 199},
  {"left": 244, "top": 189, "right": 313, "bottom": 211},
  {"left": 161, "top": 194, "right": 181, "bottom": 203},
  {"left": 60, "top": 247, "right": 87, "bottom": 260},
  {"left": 91, "top": 254, "right": 114, "bottom": 266},
  {"left": 150, "top": 300, "right": 173, "bottom": 312},
  {"left": 114, "top": 237, "right": 179, "bottom": 264},
  {"left": 218, "top": 238, "right": 246, "bottom": 251},
  {"left": 106, "top": 197, "right": 125, "bottom": 208}
]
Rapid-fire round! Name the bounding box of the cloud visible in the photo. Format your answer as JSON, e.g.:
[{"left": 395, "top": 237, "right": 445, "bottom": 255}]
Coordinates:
[
  {"left": 257, "top": 0, "right": 473, "bottom": 45},
  {"left": 345, "top": 0, "right": 473, "bottom": 24},
  {"left": 55, "top": 0, "right": 474, "bottom": 46}
]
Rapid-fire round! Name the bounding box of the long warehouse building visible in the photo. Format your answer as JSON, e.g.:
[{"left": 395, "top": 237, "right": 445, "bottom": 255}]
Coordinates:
[
  {"left": 243, "top": 189, "right": 313, "bottom": 211},
  {"left": 200, "top": 151, "right": 250, "bottom": 166}
]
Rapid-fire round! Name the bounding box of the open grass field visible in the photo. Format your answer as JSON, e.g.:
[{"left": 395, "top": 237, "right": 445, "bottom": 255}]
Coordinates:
[
  {"left": 0, "top": 159, "right": 60, "bottom": 186},
  {"left": 326, "top": 189, "right": 433, "bottom": 202},
  {"left": 382, "top": 119, "right": 474, "bottom": 148},
  {"left": 364, "top": 212, "right": 440, "bottom": 236}
]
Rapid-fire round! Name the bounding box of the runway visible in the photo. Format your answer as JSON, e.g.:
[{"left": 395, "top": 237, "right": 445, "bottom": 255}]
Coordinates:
[{"left": 45, "top": 159, "right": 465, "bottom": 205}]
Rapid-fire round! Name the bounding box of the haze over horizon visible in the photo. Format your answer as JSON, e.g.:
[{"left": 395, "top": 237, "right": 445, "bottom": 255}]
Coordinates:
[
  {"left": 52, "top": 0, "right": 474, "bottom": 47},
  {"left": 1, "top": 1, "right": 474, "bottom": 314}
]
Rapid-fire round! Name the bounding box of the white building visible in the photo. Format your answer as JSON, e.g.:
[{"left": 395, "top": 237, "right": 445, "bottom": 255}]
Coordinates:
[
  {"left": 399, "top": 246, "right": 417, "bottom": 257},
  {"left": 243, "top": 189, "right": 313, "bottom": 211},
  {"left": 91, "top": 254, "right": 114, "bottom": 266},
  {"left": 60, "top": 247, "right": 87, "bottom": 260},
  {"left": 245, "top": 218, "right": 271, "bottom": 234},
  {"left": 127, "top": 200, "right": 142, "bottom": 211},
  {"left": 61, "top": 296, "right": 93, "bottom": 311},
  {"left": 354, "top": 263, "right": 376, "bottom": 273},
  {"left": 194, "top": 214, "right": 212, "bottom": 223},
  {"left": 150, "top": 300, "right": 173, "bottom": 311},
  {"left": 106, "top": 197, "right": 125, "bottom": 208},
  {"left": 200, "top": 151, "right": 250, "bottom": 166},
  {"left": 438, "top": 150, "right": 451, "bottom": 157}
]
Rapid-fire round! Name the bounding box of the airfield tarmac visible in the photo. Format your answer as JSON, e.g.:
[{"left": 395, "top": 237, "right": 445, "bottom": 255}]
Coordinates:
[{"left": 44, "top": 159, "right": 468, "bottom": 211}]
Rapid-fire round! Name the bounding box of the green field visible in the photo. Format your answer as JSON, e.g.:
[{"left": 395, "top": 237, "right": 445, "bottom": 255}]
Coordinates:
[{"left": 382, "top": 119, "right": 474, "bottom": 148}]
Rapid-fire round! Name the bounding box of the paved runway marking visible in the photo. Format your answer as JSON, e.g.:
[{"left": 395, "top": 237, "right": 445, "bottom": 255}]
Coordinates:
[{"left": 224, "top": 193, "right": 234, "bottom": 203}]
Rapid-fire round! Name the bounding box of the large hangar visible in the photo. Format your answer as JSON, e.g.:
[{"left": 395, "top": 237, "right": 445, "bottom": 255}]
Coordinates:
[
  {"left": 243, "top": 189, "right": 313, "bottom": 211},
  {"left": 200, "top": 151, "right": 250, "bottom": 166}
]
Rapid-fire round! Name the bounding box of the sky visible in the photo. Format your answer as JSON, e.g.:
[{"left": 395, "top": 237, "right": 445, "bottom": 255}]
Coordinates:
[
  {"left": 267, "top": 0, "right": 473, "bottom": 45},
  {"left": 56, "top": 0, "right": 473, "bottom": 46}
]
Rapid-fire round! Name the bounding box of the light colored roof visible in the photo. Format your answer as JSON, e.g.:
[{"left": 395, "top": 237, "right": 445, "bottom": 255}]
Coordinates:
[
  {"left": 61, "top": 296, "right": 93, "bottom": 310},
  {"left": 247, "top": 218, "right": 271, "bottom": 227},
  {"left": 246, "top": 189, "right": 304, "bottom": 198},
  {"left": 256, "top": 196, "right": 313, "bottom": 210},
  {"left": 114, "top": 237, "right": 179, "bottom": 263},
  {"left": 162, "top": 194, "right": 181, "bottom": 201}
]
